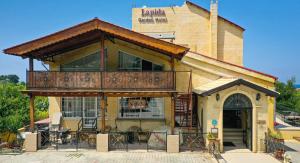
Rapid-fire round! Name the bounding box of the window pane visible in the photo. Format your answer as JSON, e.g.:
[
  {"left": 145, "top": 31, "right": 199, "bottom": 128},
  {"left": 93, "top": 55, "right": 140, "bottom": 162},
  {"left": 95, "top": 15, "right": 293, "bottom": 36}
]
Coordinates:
[
  {"left": 62, "top": 97, "right": 104, "bottom": 118},
  {"left": 152, "top": 64, "right": 163, "bottom": 71},
  {"left": 118, "top": 52, "right": 141, "bottom": 71},
  {"left": 61, "top": 52, "right": 101, "bottom": 71},
  {"left": 62, "top": 97, "right": 83, "bottom": 118}
]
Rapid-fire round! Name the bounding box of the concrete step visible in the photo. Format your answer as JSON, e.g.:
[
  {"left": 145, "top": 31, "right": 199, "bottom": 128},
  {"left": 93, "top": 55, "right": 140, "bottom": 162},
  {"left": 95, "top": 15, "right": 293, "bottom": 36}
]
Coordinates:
[
  {"left": 223, "top": 128, "right": 243, "bottom": 132},
  {"left": 223, "top": 132, "right": 243, "bottom": 136}
]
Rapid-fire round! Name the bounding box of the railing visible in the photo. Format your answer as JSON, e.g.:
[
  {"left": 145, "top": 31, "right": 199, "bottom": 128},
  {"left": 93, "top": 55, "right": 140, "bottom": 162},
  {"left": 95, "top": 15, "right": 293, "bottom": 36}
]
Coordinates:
[
  {"left": 26, "top": 71, "right": 176, "bottom": 90},
  {"left": 179, "top": 132, "right": 206, "bottom": 152},
  {"left": 265, "top": 133, "right": 285, "bottom": 160},
  {"left": 147, "top": 132, "right": 167, "bottom": 151},
  {"left": 108, "top": 132, "right": 128, "bottom": 151}
]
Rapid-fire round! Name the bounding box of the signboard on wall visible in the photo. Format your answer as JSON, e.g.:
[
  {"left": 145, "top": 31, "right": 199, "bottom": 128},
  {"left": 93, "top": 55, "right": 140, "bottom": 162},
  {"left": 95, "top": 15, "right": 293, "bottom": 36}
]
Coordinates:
[
  {"left": 128, "top": 99, "right": 147, "bottom": 109},
  {"left": 138, "top": 9, "right": 168, "bottom": 24}
]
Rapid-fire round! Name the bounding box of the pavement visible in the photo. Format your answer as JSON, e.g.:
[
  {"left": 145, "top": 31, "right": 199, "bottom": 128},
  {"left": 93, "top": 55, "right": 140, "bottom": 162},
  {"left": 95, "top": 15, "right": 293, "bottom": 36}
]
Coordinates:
[
  {"left": 221, "top": 149, "right": 280, "bottom": 163},
  {"left": 0, "top": 150, "right": 215, "bottom": 163},
  {"left": 284, "top": 140, "right": 300, "bottom": 163}
]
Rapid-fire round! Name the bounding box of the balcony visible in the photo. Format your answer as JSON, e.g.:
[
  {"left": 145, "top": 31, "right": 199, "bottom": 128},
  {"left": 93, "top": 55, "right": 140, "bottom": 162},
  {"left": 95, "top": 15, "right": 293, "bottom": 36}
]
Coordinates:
[{"left": 26, "top": 71, "right": 175, "bottom": 91}]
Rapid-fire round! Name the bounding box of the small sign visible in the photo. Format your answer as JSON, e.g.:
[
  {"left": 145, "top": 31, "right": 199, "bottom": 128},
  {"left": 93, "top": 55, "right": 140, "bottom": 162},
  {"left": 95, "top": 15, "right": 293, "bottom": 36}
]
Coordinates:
[
  {"left": 212, "top": 119, "right": 218, "bottom": 127},
  {"left": 257, "top": 120, "right": 266, "bottom": 125},
  {"left": 211, "top": 128, "right": 218, "bottom": 134}
]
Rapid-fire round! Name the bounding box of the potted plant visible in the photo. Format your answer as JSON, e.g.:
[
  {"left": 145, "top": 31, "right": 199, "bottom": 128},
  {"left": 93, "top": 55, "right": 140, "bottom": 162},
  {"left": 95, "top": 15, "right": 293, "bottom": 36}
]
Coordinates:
[
  {"left": 269, "top": 132, "right": 284, "bottom": 160},
  {"left": 207, "top": 132, "right": 219, "bottom": 154}
]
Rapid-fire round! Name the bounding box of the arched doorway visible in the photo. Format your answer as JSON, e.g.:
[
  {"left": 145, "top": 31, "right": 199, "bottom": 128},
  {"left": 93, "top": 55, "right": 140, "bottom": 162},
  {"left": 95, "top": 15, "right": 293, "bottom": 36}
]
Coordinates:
[{"left": 223, "top": 93, "right": 252, "bottom": 150}]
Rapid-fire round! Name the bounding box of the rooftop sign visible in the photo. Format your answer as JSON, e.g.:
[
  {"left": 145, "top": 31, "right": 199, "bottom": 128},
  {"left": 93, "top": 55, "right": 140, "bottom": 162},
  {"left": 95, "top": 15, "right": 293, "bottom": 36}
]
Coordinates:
[{"left": 138, "top": 9, "right": 168, "bottom": 24}]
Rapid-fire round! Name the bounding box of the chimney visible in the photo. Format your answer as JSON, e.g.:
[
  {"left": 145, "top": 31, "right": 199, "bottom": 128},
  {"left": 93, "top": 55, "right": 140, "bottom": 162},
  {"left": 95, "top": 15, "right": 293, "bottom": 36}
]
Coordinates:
[{"left": 210, "top": 0, "right": 218, "bottom": 59}]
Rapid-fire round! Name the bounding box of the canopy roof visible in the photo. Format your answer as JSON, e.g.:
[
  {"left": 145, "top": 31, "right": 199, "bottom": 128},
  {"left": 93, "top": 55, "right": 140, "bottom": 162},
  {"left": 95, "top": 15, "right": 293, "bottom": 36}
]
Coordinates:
[
  {"left": 193, "top": 78, "right": 279, "bottom": 97},
  {"left": 3, "top": 18, "right": 189, "bottom": 60}
]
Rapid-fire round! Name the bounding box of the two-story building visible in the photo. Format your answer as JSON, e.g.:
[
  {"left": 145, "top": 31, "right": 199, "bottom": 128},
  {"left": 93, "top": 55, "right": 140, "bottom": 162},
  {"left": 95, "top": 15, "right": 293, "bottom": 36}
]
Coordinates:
[{"left": 3, "top": 1, "right": 278, "bottom": 153}]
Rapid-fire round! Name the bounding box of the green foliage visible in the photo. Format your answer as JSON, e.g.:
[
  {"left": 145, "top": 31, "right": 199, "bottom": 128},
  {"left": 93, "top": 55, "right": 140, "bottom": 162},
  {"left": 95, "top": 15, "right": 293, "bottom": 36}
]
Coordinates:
[
  {"left": 275, "top": 77, "right": 300, "bottom": 113},
  {"left": 0, "top": 75, "right": 19, "bottom": 84},
  {"left": 0, "top": 77, "right": 49, "bottom": 134}
]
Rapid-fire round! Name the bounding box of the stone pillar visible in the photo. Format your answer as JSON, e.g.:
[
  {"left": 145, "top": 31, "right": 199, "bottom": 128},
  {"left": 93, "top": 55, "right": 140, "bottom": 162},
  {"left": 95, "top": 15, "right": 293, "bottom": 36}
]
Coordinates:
[
  {"left": 97, "top": 133, "right": 108, "bottom": 152},
  {"left": 218, "top": 107, "right": 224, "bottom": 152},
  {"left": 253, "top": 106, "right": 257, "bottom": 152},
  {"left": 24, "top": 133, "right": 37, "bottom": 152},
  {"left": 167, "top": 135, "right": 179, "bottom": 153}
]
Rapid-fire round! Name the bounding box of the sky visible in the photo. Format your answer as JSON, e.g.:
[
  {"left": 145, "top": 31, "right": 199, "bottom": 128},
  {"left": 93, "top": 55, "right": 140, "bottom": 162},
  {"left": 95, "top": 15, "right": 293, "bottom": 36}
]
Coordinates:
[{"left": 0, "top": 0, "right": 299, "bottom": 83}]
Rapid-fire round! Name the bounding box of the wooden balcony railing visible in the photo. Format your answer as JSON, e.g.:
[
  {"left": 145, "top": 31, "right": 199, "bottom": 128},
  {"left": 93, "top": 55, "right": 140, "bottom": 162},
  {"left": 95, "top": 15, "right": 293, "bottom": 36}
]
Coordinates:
[{"left": 26, "top": 71, "right": 175, "bottom": 91}]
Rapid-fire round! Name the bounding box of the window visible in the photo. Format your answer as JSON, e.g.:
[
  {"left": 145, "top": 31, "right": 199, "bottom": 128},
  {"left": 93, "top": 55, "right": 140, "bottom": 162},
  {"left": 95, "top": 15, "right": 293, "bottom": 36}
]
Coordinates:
[
  {"left": 118, "top": 51, "right": 163, "bottom": 71},
  {"left": 60, "top": 50, "right": 107, "bottom": 71},
  {"left": 62, "top": 97, "right": 103, "bottom": 118},
  {"left": 62, "top": 97, "right": 83, "bottom": 117},
  {"left": 118, "top": 51, "right": 141, "bottom": 71},
  {"left": 118, "top": 97, "right": 164, "bottom": 119}
]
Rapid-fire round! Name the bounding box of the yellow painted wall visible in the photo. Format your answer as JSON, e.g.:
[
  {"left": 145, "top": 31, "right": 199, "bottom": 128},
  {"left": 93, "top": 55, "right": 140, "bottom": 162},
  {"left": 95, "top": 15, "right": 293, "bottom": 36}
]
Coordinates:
[
  {"left": 274, "top": 128, "right": 300, "bottom": 140},
  {"left": 132, "top": 2, "right": 244, "bottom": 65}
]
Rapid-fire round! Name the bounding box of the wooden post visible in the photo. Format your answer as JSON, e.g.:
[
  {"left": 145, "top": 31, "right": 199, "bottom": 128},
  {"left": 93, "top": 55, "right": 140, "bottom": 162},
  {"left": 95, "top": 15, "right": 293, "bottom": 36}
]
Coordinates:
[
  {"left": 29, "top": 58, "right": 34, "bottom": 71},
  {"left": 170, "top": 57, "right": 175, "bottom": 90},
  {"left": 101, "top": 96, "right": 106, "bottom": 133},
  {"left": 29, "top": 94, "right": 35, "bottom": 132},
  {"left": 171, "top": 94, "right": 175, "bottom": 134}
]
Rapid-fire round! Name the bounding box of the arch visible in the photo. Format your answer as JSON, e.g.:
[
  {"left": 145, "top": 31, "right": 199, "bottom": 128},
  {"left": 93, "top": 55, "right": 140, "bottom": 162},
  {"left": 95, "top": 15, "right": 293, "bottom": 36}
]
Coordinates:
[{"left": 223, "top": 93, "right": 252, "bottom": 110}]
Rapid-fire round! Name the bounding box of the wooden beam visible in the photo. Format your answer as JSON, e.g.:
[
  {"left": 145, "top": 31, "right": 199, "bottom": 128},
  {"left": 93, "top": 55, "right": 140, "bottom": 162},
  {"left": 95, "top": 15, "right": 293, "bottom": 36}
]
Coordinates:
[
  {"left": 29, "top": 94, "right": 35, "bottom": 132},
  {"left": 101, "top": 96, "right": 106, "bottom": 133}
]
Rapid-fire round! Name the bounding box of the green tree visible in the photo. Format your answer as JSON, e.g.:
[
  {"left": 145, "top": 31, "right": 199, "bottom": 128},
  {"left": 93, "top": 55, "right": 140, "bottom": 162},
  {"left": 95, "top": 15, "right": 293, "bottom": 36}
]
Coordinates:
[
  {"left": 276, "top": 77, "right": 300, "bottom": 113},
  {"left": 0, "top": 77, "right": 48, "bottom": 136},
  {"left": 0, "top": 75, "right": 19, "bottom": 84}
]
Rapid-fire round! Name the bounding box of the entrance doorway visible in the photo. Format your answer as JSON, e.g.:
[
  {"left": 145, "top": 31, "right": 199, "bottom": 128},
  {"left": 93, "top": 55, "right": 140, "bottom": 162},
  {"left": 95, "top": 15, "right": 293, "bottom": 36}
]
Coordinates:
[{"left": 223, "top": 93, "right": 252, "bottom": 151}]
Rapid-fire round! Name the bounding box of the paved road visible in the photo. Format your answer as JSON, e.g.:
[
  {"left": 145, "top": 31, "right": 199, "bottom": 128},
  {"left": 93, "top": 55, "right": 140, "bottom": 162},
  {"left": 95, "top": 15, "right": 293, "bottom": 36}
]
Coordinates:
[
  {"left": 0, "top": 151, "right": 215, "bottom": 163},
  {"left": 221, "top": 149, "right": 280, "bottom": 163}
]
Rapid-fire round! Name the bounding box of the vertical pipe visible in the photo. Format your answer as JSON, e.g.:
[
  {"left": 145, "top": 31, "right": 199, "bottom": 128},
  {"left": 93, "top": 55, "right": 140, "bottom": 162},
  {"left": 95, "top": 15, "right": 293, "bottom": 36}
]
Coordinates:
[{"left": 29, "top": 94, "right": 35, "bottom": 132}]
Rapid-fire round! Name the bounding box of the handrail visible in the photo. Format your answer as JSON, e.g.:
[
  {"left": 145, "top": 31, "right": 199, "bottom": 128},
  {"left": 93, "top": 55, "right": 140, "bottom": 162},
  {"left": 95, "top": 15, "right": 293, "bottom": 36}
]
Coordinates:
[
  {"left": 92, "top": 118, "right": 97, "bottom": 130},
  {"left": 77, "top": 117, "right": 83, "bottom": 132}
]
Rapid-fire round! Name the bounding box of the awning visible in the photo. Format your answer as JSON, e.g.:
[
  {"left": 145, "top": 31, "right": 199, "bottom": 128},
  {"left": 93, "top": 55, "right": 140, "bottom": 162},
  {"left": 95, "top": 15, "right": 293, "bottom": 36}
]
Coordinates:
[{"left": 193, "top": 78, "right": 279, "bottom": 97}]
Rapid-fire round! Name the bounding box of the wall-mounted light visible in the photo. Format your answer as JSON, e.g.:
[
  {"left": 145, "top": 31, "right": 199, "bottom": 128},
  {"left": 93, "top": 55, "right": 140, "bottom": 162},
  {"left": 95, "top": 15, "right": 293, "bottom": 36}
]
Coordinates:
[
  {"left": 216, "top": 93, "right": 220, "bottom": 101},
  {"left": 256, "top": 93, "right": 261, "bottom": 101}
]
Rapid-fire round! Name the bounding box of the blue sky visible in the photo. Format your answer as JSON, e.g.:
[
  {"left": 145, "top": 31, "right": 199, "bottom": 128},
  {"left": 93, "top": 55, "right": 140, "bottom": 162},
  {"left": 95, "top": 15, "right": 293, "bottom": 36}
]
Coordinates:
[{"left": 0, "top": 0, "right": 299, "bottom": 83}]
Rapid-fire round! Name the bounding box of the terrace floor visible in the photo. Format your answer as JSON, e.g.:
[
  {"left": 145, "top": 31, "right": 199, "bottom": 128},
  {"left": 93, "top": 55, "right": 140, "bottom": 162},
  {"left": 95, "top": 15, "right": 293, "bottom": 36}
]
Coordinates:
[{"left": 0, "top": 151, "right": 215, "bottom": 163}]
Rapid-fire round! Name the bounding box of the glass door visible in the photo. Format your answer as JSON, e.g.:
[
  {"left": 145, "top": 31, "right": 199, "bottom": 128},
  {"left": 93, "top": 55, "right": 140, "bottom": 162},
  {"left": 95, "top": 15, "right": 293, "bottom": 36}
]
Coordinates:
[{"left": 83, "top": 97, "right": 97, "bottom": 128}]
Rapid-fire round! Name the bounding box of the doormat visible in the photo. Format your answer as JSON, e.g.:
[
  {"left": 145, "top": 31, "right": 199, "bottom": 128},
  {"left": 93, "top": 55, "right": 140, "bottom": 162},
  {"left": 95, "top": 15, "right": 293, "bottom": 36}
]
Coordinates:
[{"left": 223, "top": 142, "right": 235, "bottom": 147}]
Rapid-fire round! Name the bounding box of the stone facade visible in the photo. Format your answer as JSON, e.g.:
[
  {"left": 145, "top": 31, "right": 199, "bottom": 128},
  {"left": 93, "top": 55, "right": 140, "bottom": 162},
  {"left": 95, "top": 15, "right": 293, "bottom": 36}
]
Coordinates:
[{"left": 132, "top": 1, "right": 244, "bottom": 66}]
